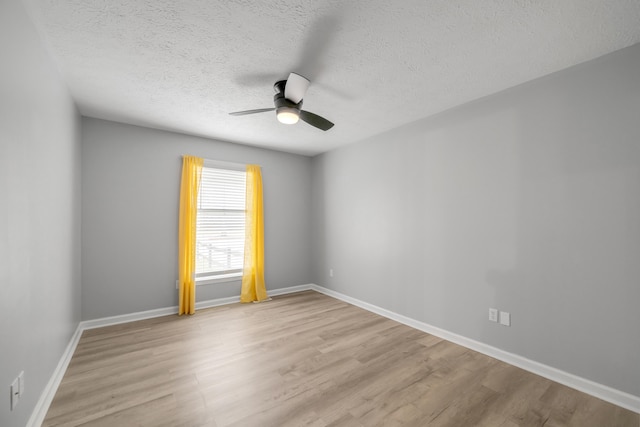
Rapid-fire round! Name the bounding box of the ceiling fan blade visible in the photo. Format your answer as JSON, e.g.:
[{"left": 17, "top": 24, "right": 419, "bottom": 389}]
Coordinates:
[
  {"left": 284, "top": 72, "right": 310, "bottom": 103},
  {"left": 229, "top": 108, "right": 275, "bottom": 116},
  {"left": 299, "top": 110, "right": 334, "bottom": 131}
]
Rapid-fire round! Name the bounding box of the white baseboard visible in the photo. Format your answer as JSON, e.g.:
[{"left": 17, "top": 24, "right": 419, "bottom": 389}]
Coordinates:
[
  {"left": 80, "top": 284, "right": 314, "bottom": 330},
  {"left": 80, "top": 306, "right": 178, "bottom": 330},
  {"left": 269, "top": 284, "right": 312, "bottom": 296},
  {"left": 310, "top": 284, "right": 640, "bottom": 414},
  {"left": 27, "top": 324, "right": 84, "bottom": 427}
]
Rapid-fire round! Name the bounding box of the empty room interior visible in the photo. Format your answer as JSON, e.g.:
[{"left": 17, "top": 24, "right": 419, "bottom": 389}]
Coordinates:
[{"left": 1, "top": 0, "right": 640, "bottom": 426}]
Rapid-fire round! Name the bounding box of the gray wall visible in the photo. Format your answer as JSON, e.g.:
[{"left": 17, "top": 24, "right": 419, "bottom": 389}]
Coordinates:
[
  {"left": 0, "top": 0, "right": 82, "bottom": 426},
  {"left": 81, "top": 118, "right": 312, "bottom": 320},
  {"left": 311, "top": 43, "right": 640, "bottom": 397}
]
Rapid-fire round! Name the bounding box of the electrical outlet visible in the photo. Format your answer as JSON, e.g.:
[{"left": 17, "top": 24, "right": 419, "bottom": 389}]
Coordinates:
[
  {"left": 10, "top": 372, "right": 22, "bottom": 411},
  {"left": 500, "top": 311, "right": 511, "bottom": 326},
  {"left": 329, "top": 269, "right": 333, "bottom": 278},
  {"left": 489, "top": 308, "right": 498, "bottom": 322}
]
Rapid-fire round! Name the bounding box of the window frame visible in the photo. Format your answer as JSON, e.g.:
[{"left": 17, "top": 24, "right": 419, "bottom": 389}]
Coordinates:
[{"left": 195, "top": 159, "right": 246, "bottom": 286}]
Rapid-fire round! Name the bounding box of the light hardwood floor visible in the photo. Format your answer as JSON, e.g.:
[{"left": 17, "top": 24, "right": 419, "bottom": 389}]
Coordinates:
[{"left": 44, "top": 291, "right": 638, "bottom": 426}]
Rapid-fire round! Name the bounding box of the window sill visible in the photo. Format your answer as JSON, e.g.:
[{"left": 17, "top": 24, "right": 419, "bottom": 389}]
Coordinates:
[{"left": 196, "top": 273, "right": 242, "bottom": 286}]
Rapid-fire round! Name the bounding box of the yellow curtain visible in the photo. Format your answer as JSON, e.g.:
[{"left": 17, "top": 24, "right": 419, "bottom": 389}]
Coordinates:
[
  {"left": 178, "top": 155, "right": 203, "bottom": 315},
  {"left": 240, "top": 165, "right": 269, "bottom": 303}
]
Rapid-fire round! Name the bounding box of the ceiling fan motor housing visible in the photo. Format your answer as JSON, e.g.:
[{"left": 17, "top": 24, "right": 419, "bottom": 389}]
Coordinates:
[{"left": 274, "top": 80, "right": 302, "bottom": 111}]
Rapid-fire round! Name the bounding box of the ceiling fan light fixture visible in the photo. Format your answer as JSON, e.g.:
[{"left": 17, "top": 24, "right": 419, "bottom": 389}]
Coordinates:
[{"left": 276, "top": 107, "right": 300, "bottom": 124}]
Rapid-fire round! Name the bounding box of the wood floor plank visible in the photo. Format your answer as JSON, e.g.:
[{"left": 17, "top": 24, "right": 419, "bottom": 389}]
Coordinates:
[{"left": 43, "top": 291, "right": 639, "bottom": 426}]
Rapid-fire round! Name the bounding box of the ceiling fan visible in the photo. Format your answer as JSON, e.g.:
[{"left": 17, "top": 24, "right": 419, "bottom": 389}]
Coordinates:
[{"left": 229, "top": 73, "right": 334, "bottom": 131}]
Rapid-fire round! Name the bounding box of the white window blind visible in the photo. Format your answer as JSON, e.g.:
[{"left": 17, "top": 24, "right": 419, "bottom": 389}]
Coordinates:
[{"left": 195, "top": 166, "right": 246, "bottom": 281}]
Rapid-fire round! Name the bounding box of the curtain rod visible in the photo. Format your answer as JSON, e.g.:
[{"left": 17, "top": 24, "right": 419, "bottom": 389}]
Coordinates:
[{"left": 182, "top": 156, "right": 260, "bottom": 170}]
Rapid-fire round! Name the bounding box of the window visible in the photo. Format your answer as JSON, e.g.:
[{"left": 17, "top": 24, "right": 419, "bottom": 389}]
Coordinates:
[{"left": 195, "top": 165, "right": 246, "bottom": 283}]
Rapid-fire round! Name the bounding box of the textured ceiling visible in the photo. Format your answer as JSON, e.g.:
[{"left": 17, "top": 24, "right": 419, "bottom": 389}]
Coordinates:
[{"left": 24, "top": 0, "right": 640, "bottom": 156}]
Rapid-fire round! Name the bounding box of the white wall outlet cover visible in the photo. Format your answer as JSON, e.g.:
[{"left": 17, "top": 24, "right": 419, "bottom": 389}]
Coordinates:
[
  {"left": 500, "top": 311, "right": 511, "bottom": 326},
  {"left": 489, "top": 308, "right": 498, "bottom": 322},
  {"left": 10, "top": 377, "right": 20, "bottom": 410}
]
